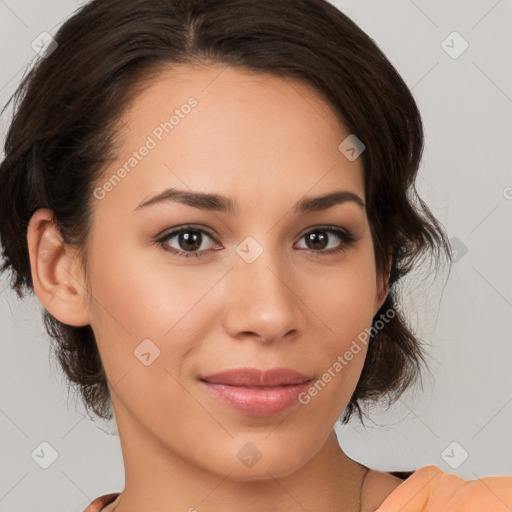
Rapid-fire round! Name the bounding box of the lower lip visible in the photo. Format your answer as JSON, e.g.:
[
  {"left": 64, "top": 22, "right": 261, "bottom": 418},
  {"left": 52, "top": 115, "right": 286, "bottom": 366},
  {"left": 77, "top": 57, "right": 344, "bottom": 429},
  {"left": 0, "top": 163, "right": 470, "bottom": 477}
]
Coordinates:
[{"left": 201, "top": 380, "right": 312, "bottom": 416}]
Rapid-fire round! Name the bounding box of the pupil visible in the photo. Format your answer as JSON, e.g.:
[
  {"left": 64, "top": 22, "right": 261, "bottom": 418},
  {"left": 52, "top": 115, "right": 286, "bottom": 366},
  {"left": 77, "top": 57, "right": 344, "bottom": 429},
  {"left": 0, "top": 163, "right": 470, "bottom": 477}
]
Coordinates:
[
  {"left": 308, "top": 231, "right": 327, "bottom": 250},
  {"left": 180, "top": 231, "right": 201, "bottom": 251}
]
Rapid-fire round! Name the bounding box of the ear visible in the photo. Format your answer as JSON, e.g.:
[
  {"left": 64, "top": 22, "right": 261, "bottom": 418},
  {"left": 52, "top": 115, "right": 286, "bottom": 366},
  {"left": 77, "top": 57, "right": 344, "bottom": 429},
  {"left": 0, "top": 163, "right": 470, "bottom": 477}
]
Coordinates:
[
  {"left": 27, "top": 208, "right": 90, "bottom": 326},
  {"left": 374, "top": 253, "right": 392, "bottom": 315}
]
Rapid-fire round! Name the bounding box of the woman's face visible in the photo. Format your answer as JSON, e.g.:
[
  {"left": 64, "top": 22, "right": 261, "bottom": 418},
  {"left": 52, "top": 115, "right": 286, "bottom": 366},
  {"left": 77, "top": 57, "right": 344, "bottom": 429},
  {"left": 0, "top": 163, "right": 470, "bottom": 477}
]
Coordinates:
[{"left": 77, "top": 65, "right": 388, "bottom": 479}]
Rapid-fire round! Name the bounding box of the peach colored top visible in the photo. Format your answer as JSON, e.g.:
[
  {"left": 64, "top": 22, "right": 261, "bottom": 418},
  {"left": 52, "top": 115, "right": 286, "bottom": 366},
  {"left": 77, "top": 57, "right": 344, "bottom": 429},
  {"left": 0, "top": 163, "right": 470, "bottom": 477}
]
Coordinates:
[
  {"left": 375, "top": 465, "right": 512, "bottom": 511},
  {"left": 82, "top": 465, "right": 512, "bottom": 511}
]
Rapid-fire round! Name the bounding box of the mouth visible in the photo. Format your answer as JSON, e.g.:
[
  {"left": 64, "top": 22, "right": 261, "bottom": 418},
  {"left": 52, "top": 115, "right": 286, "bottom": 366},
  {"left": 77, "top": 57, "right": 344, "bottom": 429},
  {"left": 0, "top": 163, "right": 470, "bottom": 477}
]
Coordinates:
[{"left": 199, "top": 367, "right": 313, "bottom": 416}]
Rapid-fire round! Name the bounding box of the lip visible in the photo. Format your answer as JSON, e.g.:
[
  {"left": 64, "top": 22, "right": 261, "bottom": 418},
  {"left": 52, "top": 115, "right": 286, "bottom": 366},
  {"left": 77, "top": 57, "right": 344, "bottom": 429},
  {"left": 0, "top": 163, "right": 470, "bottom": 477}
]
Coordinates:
[{"left": 199, "top": 367, "right": 313, "bottom": 416}]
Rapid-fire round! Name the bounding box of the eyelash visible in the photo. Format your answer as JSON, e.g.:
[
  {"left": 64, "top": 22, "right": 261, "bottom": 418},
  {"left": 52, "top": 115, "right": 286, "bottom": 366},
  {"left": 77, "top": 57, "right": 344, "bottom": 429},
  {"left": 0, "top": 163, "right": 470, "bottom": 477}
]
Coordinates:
[{"left": 156, "top": 225, "right": 357, "bottom": 259}]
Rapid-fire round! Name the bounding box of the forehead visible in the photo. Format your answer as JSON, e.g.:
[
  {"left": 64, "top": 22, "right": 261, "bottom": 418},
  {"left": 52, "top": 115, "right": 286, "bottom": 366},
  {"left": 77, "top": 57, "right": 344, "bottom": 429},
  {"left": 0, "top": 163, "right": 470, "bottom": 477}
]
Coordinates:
[{"left": 94, "top": 64, "right": 365, "bottom": 217}]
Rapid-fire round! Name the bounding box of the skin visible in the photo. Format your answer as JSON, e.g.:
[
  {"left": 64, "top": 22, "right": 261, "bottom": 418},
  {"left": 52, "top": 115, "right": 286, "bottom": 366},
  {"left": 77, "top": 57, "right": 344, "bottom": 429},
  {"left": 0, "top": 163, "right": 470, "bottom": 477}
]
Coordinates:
[{"left": 27, "top": 64, "right": 404, "bottom": 511}]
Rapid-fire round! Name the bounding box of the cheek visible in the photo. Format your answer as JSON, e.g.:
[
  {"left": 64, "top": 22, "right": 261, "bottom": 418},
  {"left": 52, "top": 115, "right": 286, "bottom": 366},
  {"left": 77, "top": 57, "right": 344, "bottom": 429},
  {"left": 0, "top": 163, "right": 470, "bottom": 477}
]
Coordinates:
[
  {"left": 86, "top": 231, "right": 226, "bottom": 393},
  {"left": 87, "top": 226, "right": 193, "bottom": 333},
  {"left": 304, "top": 247, "right": 378, "bottom": 340},
  {"left": 297, "top": 247, "right": 378, "bottom": 398}
]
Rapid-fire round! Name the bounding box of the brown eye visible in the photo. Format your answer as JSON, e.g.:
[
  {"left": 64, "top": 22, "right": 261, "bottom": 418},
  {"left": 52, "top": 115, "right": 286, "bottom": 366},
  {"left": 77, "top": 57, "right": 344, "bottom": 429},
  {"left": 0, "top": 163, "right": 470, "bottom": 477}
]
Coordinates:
[
  {"left": 157, "top": 226, "right": 220, "bottom": 258},
  {"left": 295, "top": 226, "right": 357, "bottom": 255}
]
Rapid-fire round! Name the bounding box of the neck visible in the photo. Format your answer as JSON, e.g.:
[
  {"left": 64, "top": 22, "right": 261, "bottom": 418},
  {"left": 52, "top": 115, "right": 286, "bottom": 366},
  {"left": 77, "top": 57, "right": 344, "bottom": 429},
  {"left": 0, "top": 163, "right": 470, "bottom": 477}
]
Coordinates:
[{"left": 109, "top": 409, "right": 367, "bottom": 512}]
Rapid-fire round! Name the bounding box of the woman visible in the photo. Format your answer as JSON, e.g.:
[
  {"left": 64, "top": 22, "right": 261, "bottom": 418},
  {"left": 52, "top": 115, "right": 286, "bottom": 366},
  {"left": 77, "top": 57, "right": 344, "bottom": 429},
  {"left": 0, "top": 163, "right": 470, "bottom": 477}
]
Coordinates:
[{"left": 0, "top": 0, "right": 510, "bottom": 511}]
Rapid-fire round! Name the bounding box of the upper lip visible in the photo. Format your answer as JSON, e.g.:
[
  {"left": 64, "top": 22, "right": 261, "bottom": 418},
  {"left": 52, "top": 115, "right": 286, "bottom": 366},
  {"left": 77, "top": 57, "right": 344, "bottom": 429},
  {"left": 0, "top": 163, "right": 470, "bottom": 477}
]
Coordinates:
[{"left": 200, "top": 367, "right": 313, "bottom": 387}]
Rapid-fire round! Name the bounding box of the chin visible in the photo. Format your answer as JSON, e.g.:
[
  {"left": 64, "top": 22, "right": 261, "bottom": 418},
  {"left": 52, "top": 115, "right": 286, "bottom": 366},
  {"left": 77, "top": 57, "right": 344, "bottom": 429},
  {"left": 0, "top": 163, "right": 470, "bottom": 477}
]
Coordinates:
[{"left": 212, "top": 435, "right": 314, "bottom": 482}]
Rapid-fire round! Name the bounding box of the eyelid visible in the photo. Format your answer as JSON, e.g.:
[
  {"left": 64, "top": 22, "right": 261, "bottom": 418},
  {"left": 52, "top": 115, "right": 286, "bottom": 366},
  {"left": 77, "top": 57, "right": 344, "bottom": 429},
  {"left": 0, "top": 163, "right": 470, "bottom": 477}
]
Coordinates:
[
  {"left": 297, "top": 224, "right": 354, "bottom": 239},
  {"left": 156, "top": 224, "right": 218, "bottom": 240}
]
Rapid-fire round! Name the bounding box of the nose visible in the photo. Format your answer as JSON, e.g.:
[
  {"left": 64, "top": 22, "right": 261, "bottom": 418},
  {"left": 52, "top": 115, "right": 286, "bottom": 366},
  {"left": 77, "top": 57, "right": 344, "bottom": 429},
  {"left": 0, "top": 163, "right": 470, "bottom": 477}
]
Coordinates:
[{"left": 223, "top": 242, "right": 302, "bottom": 345}]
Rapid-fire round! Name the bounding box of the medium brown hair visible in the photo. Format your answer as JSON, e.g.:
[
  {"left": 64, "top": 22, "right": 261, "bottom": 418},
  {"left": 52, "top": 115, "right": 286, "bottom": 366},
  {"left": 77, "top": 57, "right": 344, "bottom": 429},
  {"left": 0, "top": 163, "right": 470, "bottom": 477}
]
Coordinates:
[{"left": 0, "top": 0, "right": 451, "bottom": 424}]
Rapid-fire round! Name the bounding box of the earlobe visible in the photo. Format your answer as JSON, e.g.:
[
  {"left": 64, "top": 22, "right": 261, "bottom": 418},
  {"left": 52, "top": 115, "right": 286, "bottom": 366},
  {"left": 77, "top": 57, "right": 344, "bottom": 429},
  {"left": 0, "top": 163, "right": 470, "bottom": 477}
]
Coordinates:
[{"left": 27, "top": 208, "right": 90, "bottom": 327}]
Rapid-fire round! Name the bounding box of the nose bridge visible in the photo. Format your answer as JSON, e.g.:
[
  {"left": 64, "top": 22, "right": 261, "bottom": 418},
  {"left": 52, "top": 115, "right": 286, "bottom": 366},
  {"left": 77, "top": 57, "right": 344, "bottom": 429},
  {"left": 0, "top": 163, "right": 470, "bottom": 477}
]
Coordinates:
[{"left": 224, "top": 234, "right": 300, "bottom": 341}]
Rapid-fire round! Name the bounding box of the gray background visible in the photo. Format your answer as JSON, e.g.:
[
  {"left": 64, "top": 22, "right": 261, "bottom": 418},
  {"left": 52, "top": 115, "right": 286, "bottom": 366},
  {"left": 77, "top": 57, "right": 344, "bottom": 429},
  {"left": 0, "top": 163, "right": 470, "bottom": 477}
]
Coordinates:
[{"left": 1, "top": 1, "right": 511, "bottom": 511}]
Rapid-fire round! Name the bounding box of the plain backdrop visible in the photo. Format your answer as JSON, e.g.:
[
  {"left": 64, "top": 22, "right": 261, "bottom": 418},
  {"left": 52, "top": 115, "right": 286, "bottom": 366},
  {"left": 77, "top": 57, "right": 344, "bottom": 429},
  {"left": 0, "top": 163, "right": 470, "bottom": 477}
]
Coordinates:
[{"left": 1, "top": 1, "right": 511, "bottom": 511}]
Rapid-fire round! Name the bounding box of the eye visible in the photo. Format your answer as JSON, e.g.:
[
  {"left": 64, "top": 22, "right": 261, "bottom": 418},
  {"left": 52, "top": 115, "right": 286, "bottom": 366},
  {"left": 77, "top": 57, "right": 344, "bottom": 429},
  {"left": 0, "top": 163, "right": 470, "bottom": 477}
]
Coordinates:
[
  {"left": 295, "top": 226, "right": 357, "bottom": 255},
  {"left": 156, "top": 226, "right": 221, "bottom": 259},
  {"left": 156, "top": 224, "right": 357, "bottom": 259}
]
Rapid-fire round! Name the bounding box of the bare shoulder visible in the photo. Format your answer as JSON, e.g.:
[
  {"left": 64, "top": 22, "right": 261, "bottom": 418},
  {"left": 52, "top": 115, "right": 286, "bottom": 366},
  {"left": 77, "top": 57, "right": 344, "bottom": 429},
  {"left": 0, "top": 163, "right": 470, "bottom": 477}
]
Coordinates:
[{"left": 360, "top": 468, "right": 407, "bottom": 512}]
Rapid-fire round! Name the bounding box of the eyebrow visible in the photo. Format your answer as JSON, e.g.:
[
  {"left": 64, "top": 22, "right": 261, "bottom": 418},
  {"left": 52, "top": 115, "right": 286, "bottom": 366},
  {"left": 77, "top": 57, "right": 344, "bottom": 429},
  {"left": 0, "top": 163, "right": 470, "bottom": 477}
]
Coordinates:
[{"left": 133, "top": 188, "right": 365, "bottom": 214}]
